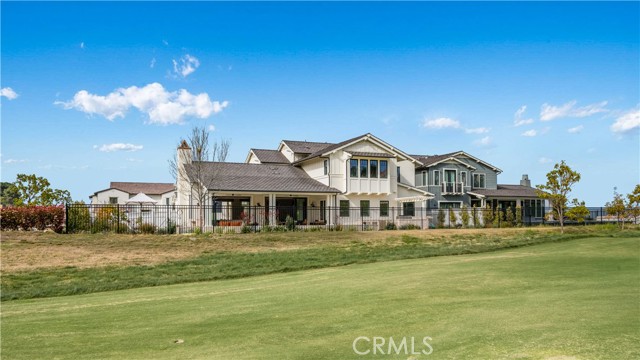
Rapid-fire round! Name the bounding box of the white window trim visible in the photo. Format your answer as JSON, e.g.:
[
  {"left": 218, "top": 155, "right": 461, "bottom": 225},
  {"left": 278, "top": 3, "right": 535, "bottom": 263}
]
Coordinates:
[
  {"left": 433, "top": 170, "right": 441, "bottom": 186},
  {"left": 473, "top": 173, "right": 486, "bottom": 189},
  {"left": 460, "top": 171, "right": 468, "bottom": 187},
  {"left": 420, "top": 171, "right": 427, "bottom": 187},
  {"left": 443, "top": 168, "right": 458, "bottom": 184},
  {"left": 438, "top": 201, "right": 463, "bottom": 209}
]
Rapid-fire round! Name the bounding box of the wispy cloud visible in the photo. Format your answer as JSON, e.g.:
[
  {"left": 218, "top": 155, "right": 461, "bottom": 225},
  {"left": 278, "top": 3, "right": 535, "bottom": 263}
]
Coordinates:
[
  {"left": 56, "top": 82, "right": 228, "bottom": 125},
  {"left": 513, "top": 105, "right": 534, "bottom": 126},
  {"left": 538, "top": 157, "right": 553, "bottom": 164},
  {"left": 521, "top": 129, "right": 538, "bottom": 137},
  {"left": 150, "top": 57, "right": 156, "bottom": 69},
  {"left": 80, "top": 42, "right": 85, "bottom": 49},
  {"left": 610, "top": 107, "right": 640, "bottom": 134},
  {"left": 95, "top": 143, "right": 143, "bottom": 152},
  {"left": 422, "top": 117, "right": 461, "bottom": 130},
  {"left": 465, "top": 127, "right": 490, "bottom": 134},
  {"left": 207, "top": 124, "right": 216, "bottom": 132},
  {"left": 172, "top": 54, "right": 200, "bottom": 78},
  {"left": 567, "top": 125, "right": 584, "bottom": 134},
  {"left": 540, "top": 100, "right": 608, "bottom": 121},
  {"left": 1, "top": 87, "right": 19, "bottom": 100},
  {"left": 473, "top": 136, "right": 493, "bottom": 148},
  {"left": 3, "top": 158, "right": 28, "bottom": 164}
]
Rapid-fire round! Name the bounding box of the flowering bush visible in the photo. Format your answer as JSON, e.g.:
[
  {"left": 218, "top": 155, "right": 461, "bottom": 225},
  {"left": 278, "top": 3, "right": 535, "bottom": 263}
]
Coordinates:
[{"left": 0, "top": 206, "right": 65, "bottom": 233}]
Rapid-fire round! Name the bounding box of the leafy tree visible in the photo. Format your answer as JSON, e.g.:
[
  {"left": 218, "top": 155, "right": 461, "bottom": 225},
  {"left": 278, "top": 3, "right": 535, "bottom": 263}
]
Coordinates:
[
  {"left": 482, "top": 204, "right": 494, "bottom": 228},
  {"left": 626, "top": 184, "right": 640, "bottom": 224},
  {"left": 536, "top": 161, "right": 581, "bottom": 233},
  {"left": 10, "top": 174, "right": 71, "bottom": 206},
  {"left": 605, "top": 189, "right": 627, "bottom": 229},
  {"left": 505, "top": 206, "right": 515, "bottom": 227},
  {"left": 436, "top": 208, "right": 445, "bottom": 228},
  {"left": 566, "top": 199, "right": 590, "bottom": 224},
  {"left": 448, "top": 207, "right": 457, "bottom": 227},
  {"left": 472, "top": 205, "right": 480, "bottom": 228},
  {"left": 515, "top": 205, "right": 523, "bottom": 227},
  {"left": 1, "top": 182, "right": 20, "bottom": 206}
]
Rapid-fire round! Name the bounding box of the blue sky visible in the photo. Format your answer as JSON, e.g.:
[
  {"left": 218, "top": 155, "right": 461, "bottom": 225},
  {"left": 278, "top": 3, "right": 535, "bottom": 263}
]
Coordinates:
[{"left": 1, "top": 1, "right": 638, "bottom": 206}]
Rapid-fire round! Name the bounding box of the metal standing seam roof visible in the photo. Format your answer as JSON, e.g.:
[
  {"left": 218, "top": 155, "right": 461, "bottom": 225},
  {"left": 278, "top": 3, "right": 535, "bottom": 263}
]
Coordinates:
[
  {"left": 280, "top": 140, "right": 334, "bottom": 154},
  {"left": 108, "top": 182, "right": 175, "bottom": 195},
  {"left": 468, "top": 184, "right": 540, "bottom": 198},
  {"left": 186, "top": 162, "right": 340, "bottom": 193},
  {"left": 250, "top": 149, "right": 290, "bottom": 164}
]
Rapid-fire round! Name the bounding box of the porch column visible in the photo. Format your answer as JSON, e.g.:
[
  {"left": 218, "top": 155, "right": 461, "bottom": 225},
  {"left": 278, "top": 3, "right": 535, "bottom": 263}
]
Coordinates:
[{"left": 268, "top": 193, "right": 277, "bottom": 225}]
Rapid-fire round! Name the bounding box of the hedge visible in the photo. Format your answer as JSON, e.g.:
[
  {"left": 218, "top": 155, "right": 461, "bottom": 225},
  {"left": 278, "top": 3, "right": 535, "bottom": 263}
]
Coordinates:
[{"left": 0, "top": 206, "right": 65, "bottom": 233}]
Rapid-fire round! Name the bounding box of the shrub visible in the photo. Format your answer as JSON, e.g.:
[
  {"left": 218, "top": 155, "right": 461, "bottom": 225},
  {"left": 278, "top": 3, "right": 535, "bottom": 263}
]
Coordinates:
[
  {"left": 448, "top": 207, "right": 457, "bottom": 227},
  {"left": 285, "top": 215, "right": 296, "bottom": 231},
  {"left": 0, "top": 205, "right": 65, "bottom": 233},
  {"left": 461, "top": 205, "right": 470, "bottom": 228},
  {"left": 492, "top": 209, "right": 501, "bottom": 228},
  {"left": 483, "top": 205, "right": 494, "bottom": 228},
  {"left": 67, "top": 202, "right": 91, "bottom": 232},
  {"left": 241, "top": 225, "right": 253, "bottom": 234},
  {"left": 139, "top": 223, "right": 156, "bottom": 234},
  {"left": 472, "top": 205, "right": 480, "bottom": 228},
  {"left": 505, "top": 206, "right": 515, "bottom": 227},
  {"left": 385, "top": 222, "right": 397, "bottom": 230},
  {"left": 437, "top": 209, "right": 445, "bottom": 228},
  {"left": 515, "top": 206, "right": 523, "bottom": 227},
  {"left": 399, "top": 224, "right": 421, "bottom": 230}
]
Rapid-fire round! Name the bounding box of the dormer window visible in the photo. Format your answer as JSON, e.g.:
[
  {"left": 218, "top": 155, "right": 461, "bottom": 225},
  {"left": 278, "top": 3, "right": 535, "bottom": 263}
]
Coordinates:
[
  {"left": 360, "top": 160, "right": 368, "bottom": 178},
  {"left": 350, "top": 159, "right": 358, "bottom": 177}
]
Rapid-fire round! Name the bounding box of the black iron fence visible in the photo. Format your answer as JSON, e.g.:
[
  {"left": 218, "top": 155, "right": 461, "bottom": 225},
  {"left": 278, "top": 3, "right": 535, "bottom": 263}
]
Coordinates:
[{"left": 64, "top": 204, "right": 638, "bottom": 234}]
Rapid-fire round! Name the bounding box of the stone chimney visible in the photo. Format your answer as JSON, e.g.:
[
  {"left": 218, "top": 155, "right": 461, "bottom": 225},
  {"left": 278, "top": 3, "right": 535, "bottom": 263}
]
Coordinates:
[{"left": 520, "top": 174, "right": 531, "bottom": 187}]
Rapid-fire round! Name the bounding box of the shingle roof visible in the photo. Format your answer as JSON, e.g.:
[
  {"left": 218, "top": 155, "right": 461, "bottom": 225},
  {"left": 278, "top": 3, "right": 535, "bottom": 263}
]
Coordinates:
[
  {"left": 291, "top": 133, "right": 372, "bottom": 164},
  {"left": 186, "top": 162, "right": 340, "bottom": 193},
  {"left": 109, "top": 182, "right": 175, "bottom": 195},
  {"left": 281, "top": 140, "right": 334, "bottom": 154},
  {"left": 250, "top": 149, "right": 290, "bottom": 164},
  {"left": 412, "top": 152, "right": 459, "bottom": 167},
  {"left": 347, "top": 151, "right": 395, "bottom": 158},
  {"left": 468, "top": 185, "right": 539, "bottom": 198}
]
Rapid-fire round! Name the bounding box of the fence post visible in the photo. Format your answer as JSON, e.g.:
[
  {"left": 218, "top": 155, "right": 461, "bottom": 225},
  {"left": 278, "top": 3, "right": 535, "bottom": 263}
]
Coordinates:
[
  {"left": 117, "top": 204, "right": 120, "bottom": 233},
  {"left": 65, "top": 203, "right": 69, "bottom": 234}
]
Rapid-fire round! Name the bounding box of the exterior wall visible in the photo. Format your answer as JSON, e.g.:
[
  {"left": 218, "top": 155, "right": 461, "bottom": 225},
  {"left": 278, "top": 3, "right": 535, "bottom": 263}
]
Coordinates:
[
  {"left": 417, "top": 156, "right": 500, "bottom": 209},
  {"left": 90, "top": 189, "right": 131, "bottom": 204},
  {"left": 247, "top": 152, "right": 261, "bottom": 164},
  {"left": 301, "top": 158, "right": 328, "bottom": 185},
  {"left": 280, "top": 144, "right": 295, "bottom": 163}
]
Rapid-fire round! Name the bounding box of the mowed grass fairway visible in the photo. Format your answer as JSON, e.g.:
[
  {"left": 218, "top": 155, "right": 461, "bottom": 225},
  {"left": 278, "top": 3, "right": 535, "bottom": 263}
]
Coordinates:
[{"left": 2, "top": 235, "right": 638, "bottom": 359}]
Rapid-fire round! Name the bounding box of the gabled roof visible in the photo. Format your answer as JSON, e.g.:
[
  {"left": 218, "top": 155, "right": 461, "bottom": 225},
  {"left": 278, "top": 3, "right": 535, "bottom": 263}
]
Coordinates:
[
  {"left": 185, "top": 162, "right": 339, "bottom": 193},
  {"left": 247, "top": 149, "right": 290, "bottom": 164},
  {"left": 293, "top": 133, "right": 422, "bottom": 165},
  {"left": 107, "top": 182, "right": 175, "bottom": 195},
  {"left": 279, "top": 140, "right": 334, "bottom": 155},
  {"left": 468, "top": 184, "right": 539, "bottom": 199},
  {"left": 397, "top": 182, "right": 434, "bottom": 197},
  {"left": 413, "top": 151, "right": 501, "bottom": 173}
]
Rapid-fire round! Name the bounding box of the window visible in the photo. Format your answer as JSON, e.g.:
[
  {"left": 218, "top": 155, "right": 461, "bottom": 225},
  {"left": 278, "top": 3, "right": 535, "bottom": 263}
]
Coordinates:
[
  {"left": 340, "top": 200, "right": 350, "bottom": 217},
  {"left": 165, "top": 198, "right": 170, "bottom": 206},
  {"left": 524, "top": 199, "right": 543, "bottom": 218},
  {"left": 380, "top": 201, "right": 389, "bottom": 217},
  {"left": 109, "top": 197, "right": 118, "bottom": 204},
  {"left": 433, "top": 171, "right": 440, "bottom": 186},
  {"left": 320, "top": 200, "right": 326, "bottom": 221},
  {"left": 360, "top": 160, "right": 368, "bottom": 178},
  {"left": 350, "top": 159, "right": 358, "bottom": 178},
  {"left": 402, "top": 202, "right": 415, "bottom": 216},
  {"left": 397, "top": 166, "right": 401, "bottom": 183},
  {"left": 473, "top": 173, "right": 486, "bottom": 188},
  {"left": 421, "top": 171, "right": 427, "bottom": 186},
  {"left": 380, "top": 160, "right": 388, "bottom": 178},
  {"left": 370, "top": 160, "right": 378, "bottom": 178},
  {"left": 360, "top": 200, "right": 370, "bottom": 217},
  {"left": 323, "top": 159, "right": 329, "bottom": 175},
  {"left": 440, "top": 202, "right": 461, "bottom": 209},
  {"left": 461, "top": 171, "right": 467, "bottom": 186}
]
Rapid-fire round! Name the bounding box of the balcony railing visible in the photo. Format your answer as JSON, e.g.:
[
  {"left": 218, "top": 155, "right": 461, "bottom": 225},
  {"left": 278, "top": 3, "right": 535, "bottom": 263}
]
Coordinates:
[{"left": 442, "top": 182, "right": 464, "bottom": 194}]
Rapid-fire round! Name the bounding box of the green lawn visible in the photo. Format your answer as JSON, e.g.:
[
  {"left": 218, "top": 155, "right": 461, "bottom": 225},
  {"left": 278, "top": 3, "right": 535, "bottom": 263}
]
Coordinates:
[{"left": 2, "top": 236, "right": 638, "bottom": 359}]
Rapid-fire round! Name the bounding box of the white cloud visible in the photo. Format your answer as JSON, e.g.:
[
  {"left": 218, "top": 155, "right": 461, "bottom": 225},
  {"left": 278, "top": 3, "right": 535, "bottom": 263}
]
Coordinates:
[
  {"left": 610, "top": 107, "right": 640, "bottom": 134},
  {"left": 465, "top": 127, "right": 490, "bottom": 134},
  {"left": 567, "top": 125, "right": 584, "bottom": 134},
  {"left": 150, "top": 57, "right": 156, "bottom": 69},
  {"left": 208, "top": 124, "right": 216, "bottom": 132},
  {"left": 172, "top": 54, "right": 200, "bottom": 78},
  {"left": 521, "top": 129, "right": 538, "bottom": 137},
  {"left": 540, "top": 100, "right": 608, "bottom": 121},
  {"left": 473, "top": 136, "right": 492, "bottom": 147},
  {"left": 1, "top": 87, "right": 18, "bottom": 100},
  {"left": 3, "top": 158, "right": 28, "bottom": 164},
  {"left": 538, "top": 157, "right": 553, "bottom": 164},
  {"left": 80, "top": 42, "right": 85, "bottom": 49},
  {"left": 97, "top": 143, "right": 143, "bottom": 152},
  {"left": 422, "top": 117, "right": 461, "bottom": 129},
  {"left": 56, "top": 82, "right": 228, "bottom": 125},
  {"left": 513, "top": 105, "right": 534, "bottom": 126},
  {"left": 162, "top": 40, "right": 169, "bottom": 46}
]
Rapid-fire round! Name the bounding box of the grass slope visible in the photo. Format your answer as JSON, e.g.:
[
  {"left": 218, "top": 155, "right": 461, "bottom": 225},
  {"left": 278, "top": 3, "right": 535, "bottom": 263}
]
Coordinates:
[
  {"left": 2, "top": 229, "right": 623, "bottom": 301},
  {"left": 2, "top": 236, "right": 638, "bottom": 359}
]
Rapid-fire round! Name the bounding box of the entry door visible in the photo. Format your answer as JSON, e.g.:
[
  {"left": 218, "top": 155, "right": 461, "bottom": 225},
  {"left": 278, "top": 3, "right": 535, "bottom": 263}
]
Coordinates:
[{"left": 444, "top": 170, "right": 456, "bottom": 184}]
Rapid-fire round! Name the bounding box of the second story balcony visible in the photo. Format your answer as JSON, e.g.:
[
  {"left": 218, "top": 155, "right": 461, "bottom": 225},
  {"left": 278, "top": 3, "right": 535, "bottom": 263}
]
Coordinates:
[{"left": 441, "top": 182, "right": 464, "bottom": 195}]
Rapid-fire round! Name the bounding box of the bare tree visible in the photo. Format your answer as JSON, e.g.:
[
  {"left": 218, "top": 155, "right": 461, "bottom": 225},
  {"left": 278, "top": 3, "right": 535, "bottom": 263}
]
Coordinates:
[{"left": 170, "top": 126, "right": 230, "bottom": 231}]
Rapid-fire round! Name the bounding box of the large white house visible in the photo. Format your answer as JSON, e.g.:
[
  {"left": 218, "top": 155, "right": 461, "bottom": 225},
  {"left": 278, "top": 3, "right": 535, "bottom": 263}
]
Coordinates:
[{"left": 90, "top": 182, "right": 175, "bottom": 205}]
